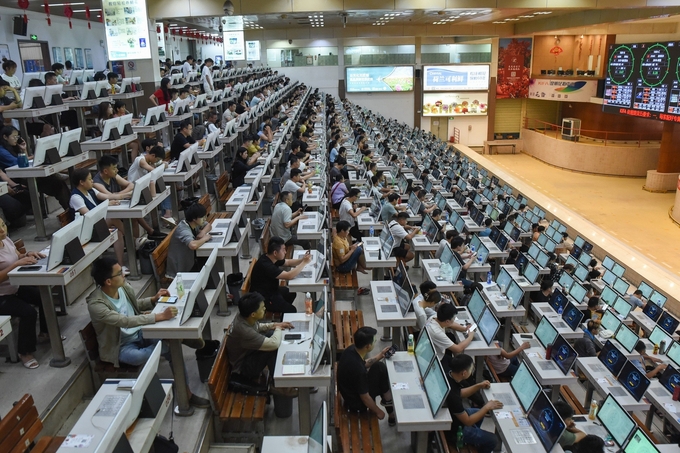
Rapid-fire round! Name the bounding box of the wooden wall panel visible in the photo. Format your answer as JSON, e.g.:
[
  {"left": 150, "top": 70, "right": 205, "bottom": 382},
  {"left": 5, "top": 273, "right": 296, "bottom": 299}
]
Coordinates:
[{"left": 560, "top": 102, "right": 663, "bottom": 140}]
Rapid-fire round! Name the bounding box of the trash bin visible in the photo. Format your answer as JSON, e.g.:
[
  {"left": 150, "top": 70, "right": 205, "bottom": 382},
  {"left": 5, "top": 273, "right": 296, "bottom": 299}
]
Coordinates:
[
  {"left": 195, "top": 340, "right": 220, "bottom": 382},
  {"left": 273, "top": 394, "right": 293, "bottom": 418},
  {"left": 227, "top": 273, "right": 244, "bottom": 305},
  {"left": 137, "top": 240, "right": 157, "bottom": 275},
  {"left": 252, "top": 218, "right": 265, "bottom": 240},
  {"left": 206, "top": 174, "right": 218, "bottom": 196}
]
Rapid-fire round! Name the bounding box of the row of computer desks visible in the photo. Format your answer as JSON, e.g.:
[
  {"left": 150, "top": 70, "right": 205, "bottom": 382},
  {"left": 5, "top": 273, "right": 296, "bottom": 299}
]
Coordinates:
[{"left": 332, "top": 102, "right": 679, "bottom": 453}]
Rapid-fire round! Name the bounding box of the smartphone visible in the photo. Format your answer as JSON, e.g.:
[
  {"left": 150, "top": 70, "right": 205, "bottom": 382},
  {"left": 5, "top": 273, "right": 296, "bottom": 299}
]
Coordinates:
[
  {"left": 18, "top": 265, "right": 41, "bottom": 271},
  {"left": 572, "top": 416, "right": 587, "bottom": 423},
  {"left": 159, "top": 296, "right": 178, "bottom": 304},
  {"left": 356, "top": 242, "right": 363, "bottom": 248},
  {"left": 435, "top": 276, "right": 445, "bottom": 281},
  {"left": 384, "top": 345, "right": 397, "bottom": 359},
  {"left": 302, "top": 204, "right": 309, "bottom": 211},
  {"left": 284, "top": 333, "right": 302, "bottom": 340},
  {"left": 468, "top": 323, "right": 478, "bottom": 333},
  {"left": 211, "top": 231, "right": 223, "bottom": 236}
]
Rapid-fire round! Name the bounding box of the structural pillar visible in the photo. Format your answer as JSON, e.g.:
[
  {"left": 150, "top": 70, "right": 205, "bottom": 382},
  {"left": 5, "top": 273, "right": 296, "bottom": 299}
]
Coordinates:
[{"left": 644, "top": 121, "right": 680, "bottom": 192}]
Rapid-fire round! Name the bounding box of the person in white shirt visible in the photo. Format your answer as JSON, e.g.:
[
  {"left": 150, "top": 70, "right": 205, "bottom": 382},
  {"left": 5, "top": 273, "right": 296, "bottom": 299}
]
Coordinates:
[
  {"left": 388, "top": 212, "right": 419, "bottom": 263},
  {"left": 182, "top": 56, "right": 194, "bottom": 81},
  {"left": 412, "top": 281, "right": 441, "bottom": 331},
  {"left": 222, "top": 101, "right": 237, "bottom": 129},
  {"left": 205, "top": 111, "right": 220, "bottom": 135},
  {"left": 425, "top": 304, "right": 473, "bottom": 362},
  {"left": 201, "top": 58, "right": 214, "bottom": 97},
  {"left": 339, "top": 188, "right": 366, "bottom": 242},
  {"left": 1, "top": 60, "right": 20, "bottom": 100},
  {"left": 69, "top": 169, "right": 130, "bottom": 275}
]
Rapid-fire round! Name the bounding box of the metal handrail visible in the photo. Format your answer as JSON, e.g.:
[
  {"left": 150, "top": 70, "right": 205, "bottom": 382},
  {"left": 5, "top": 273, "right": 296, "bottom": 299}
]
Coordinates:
[{"left": 523, "top": 117, "right": 657, "bottom": 148}]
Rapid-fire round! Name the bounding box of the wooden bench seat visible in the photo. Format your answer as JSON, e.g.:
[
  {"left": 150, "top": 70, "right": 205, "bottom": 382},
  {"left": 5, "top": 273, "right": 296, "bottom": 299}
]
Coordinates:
[
  {"left": 332, "top": 268, "right": 359, "bottom": 304},
  {"left": 0, "top": 394, "right": 64, "bottom": 453},
  {"left": 333, "top": 309, "right": 364, "bottom": 360},
  {"left": 79, "top": 322, "right": 141, "bottom": 388},
  {"left": 207, "top": 335, "right": 267, "bottom": 444},
  {"left": 334, "top": 368, "right": 382, "bottom": 453},
  {"left": 150, "top": 225, "right": 177, "bottom": 289},
  {"left": 215, "top": 172, "right": 234, "bottom": 211}
]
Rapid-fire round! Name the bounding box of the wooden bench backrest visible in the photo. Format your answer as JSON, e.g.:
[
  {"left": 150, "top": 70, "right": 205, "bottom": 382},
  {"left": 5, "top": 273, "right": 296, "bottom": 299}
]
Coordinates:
[
  {"left": 260, "top": 218, "right": 272, "bottom": 255},
  {"left": 79, "top": 322, "right": 101, "bottom": 364},
  {"left": 13, "top": 239, "right": 25, "bottom": 256},
  {"left": 216, "top": 172, "right": 231, "bottom": 203},
  {"left": 241, "top": 258, "right": 258, "bottom": 293},
  {"left": 198, "top": 193, "right": 212, "bottom": 216},
  {"left": 0, "top": 394, "right": 42, "bottom": 453},
  {"left": 207, "top": 334, "right": 231, "bottom": 414},
  {"left": 57, "top": 211, "right": 71, "bottom": 227},
  {"left": 151, "top": 226, "right": 177, "bottom": 284}
]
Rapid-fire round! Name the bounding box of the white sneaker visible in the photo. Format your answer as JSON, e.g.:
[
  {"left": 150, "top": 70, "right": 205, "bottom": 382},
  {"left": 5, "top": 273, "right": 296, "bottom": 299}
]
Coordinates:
[{"left": 122, "top": 266, "right": 131, "bottom": 276}]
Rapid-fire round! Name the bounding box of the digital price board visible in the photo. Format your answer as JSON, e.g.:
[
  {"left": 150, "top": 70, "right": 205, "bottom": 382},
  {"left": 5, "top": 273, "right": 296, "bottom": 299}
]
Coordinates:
[{"left": 603, "top": 41, "right": 680, "bottom": 122}]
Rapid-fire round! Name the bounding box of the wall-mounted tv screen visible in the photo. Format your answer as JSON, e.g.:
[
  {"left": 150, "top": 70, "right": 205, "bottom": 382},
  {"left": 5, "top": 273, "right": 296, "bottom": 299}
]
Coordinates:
[
  {"left": 423, "top": 65, "right": 490, "bottom": 91},
  {"left": 346, "top": 66, "right": 414, "bottom": 92},
  {"left": 422, "top": 92, "right": 488, "bottom": 116},
  {"left": 602, "top": 41, "right": 680, "bottom": 122}
]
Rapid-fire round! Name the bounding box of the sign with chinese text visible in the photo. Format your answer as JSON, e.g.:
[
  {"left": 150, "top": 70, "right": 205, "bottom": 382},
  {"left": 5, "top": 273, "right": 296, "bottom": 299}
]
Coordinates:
[
  {"left": 223, "top": 31, "right": 245, "bottom": 60},
  {"left": 528, "top": 79, "right": 598, "bottom": 102},
  {"left": 423, "top": 65, "right": 489, "bottom": 91},
  {"left": 102, "top": 0, "right": 151, "bottom": 60},
  {"left": 345, "top": 66, "right": 414, "bottom": 92},
  {"left": 246, "top": 41, "right": 260, "bottom": 61},
  {"left": 497, "top": 38, "right": 532, "bottom": 99}
]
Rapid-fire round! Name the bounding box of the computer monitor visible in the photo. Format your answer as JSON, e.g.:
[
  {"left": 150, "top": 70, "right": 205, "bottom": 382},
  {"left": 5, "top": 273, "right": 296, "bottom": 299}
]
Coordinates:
[
  {"left": 535, "top": 316, "right": 558, "bottom": 349},
  {"left": 222, "top": 203, "right": 244, "bottom": 245},
  {"left": 175, "top": 143, "right": 196, "bottom": 173},
  {"left": 415, "top": 328, "right": 436, "bottom": 377},
  {"left": 637, "top": 281, "right": 654, "bottom": 299},
  {"left": 44, "top": 84, "right": 64, "bottom": 106},
  {"left": 612, "top": 262, "right": 626, "bottom": 278},
  {"left": 381, "top": 234, "right": 394, "bottom": 261},
  {"left": 578, "top": 250, "right": 591, "bottom": 267},
  {"left": 117, "top": 113, "right": 134, "bottom": 136},
  {"left": 597, "top": 394, "right": 636, "bottom": 447},
  {"left": 623, "top": 428, "right": 660, "bottom": 453},
  {"left": 658, "top": 311, "right": 680, "bottom": 335},
  {"left": 528, "top": 243, "right": 540, "bottom": 260},
  {"left": 423, "top": 357, "right": 451, "bottom": 417},
  {"left": 565, "top": 255, "right": 579, "bottom": 270},
  {"left": 476, "top": 242, "right": 489, "bottom": 266},
  {"left": 568, "top": 281, "right": 587, "bottom": 304},
  {"left": 600, "top": 309, "right": 622, "bottom": 334},
  {"left": 649, "top": 326, "right": 672, "bottom": 355},
  {"left": 420, "top": 215, "right": 438, "bottom": 243},
  {"left": 192, "top": 248, "right": 219, "bottom": 295},
  {"left": 80, "top": 81, "right": 98, "bottom": 100},
  {"left": 80, "top": 199, "right": 110, "bottom": 244},
  {"left": 514, "top": 253, "right": 528, "bottom": 274},
  {"left": 122, "top": 342, "right": 164, "bottom": 430},
  {"left": 439, "top": 243, "right": 454, "bottom": 267},
  {"left": 57, "top": 127, "right": 82, "bottom": 157},
  {"left": 561, "top": 301, "right": 584, "bottom": 331},
  {"left": 602, "top": 255, "right": 615, "bottom": 270},
  {"left": 570, "top": 244, "right": 582, "bottom": 259},
  {"left": 572, "top": 264, "right": 588, "bottom": 283},
  {"left": 613, "top": 277, "right": 629, "bottom": 296},
  {"left": 194, "top": 93, "right": 207, "bottom": 108},
  {"left": 617, "top": 360, "right": 650, "bottom": 402},
  {"left": 307, "top": 402, "right": 328, "bottom": 453},
  {"left": 613, "top": 296, "right": 633, "bottom": 319},
  {"left": 494, "top": 231, "right": 509, "bottom": 252},
  {"left": 550, "top": 334, "right": 578, "bottom": 375},
  {"left": 477, "top": 307, "right": 500, "bottom": 346},
  {"left": 602, "top": 269, "right": 617, "bottom": 287},
  {"left": 599, "top": 340, "right": 627, "bottom": 376},
  {"left": 615, "top": 324, "right": 639, "bottom": 353},
  {"left": 527, "top": 391, "right": 566, "bottom": 452},
  {"left": 84, "top": 70, "right": 95, "bottom": 82},
  {"left": 32, "top": 133, "right": 62, "bottom": 166},
  {"left": 46, "top": 216, "right": 85, "bottom": 271},
  {"left": 310, "top": 313, "right": 328, "bottom": 375},
  {"left": 149, "top": 164, "right": 166, "bottom": 194},
  {"left": 649, "top": 290, "right": 667, "bottom": 308},
  {"left": 395, "top": 270, "right": 414, "bottom": 317},
  {"left": 659, "top": 363, "right": 680, "bottom": 395},
  {"left": 667, "top": 341, "right": 680, "bottom": 368},
  {"left": 506, "top": 280, "right": 524, "bottom": 309},
  {"left": 128, "top": 171, "right": 153, "bottom": 207},
  {"left": 21, "top": 72, "right": 42, "bottom": 89},
  {"left": 558, "top": 272, "right": 574, "bottom": 293},
  {"left": 601, "top": 285, "right": 617, "bottom": 306},
  {"left": 535, "top": 250, "right": 550, "bottom": 269},
  {"left": 495, "top": 268, "right": 512, "bottom": 293},
  {"left": 467, "top": 290, "right": 486, "bottom": 324},
  {"left": 510, "top": 362, "right": 541, "bottom": 412},
  {"left": 101, "top": 117, "right": 121, "bottom": 141},
  {"left": 642, "top": 300, "right": 662, "bottom": 322},
  {"left": 549, "top": 289, "right": 568, "bottom": 313},
  {"left": 179, "top": 282, "right": 209, "bottom": 326}
]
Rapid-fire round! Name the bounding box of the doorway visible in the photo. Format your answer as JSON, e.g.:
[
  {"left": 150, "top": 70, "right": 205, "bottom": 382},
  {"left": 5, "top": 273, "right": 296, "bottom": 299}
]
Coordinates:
[
  {"left": 430, "top": 118, "right": 449, "bottom": 142},
  {"left": 18, "top": 40, "right": 51, "bottom": 72}
]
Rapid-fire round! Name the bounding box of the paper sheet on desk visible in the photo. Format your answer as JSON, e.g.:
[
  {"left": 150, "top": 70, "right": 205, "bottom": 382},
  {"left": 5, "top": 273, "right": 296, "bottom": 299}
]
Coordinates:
[
  {"left": 495, "top": 411, "right": 512, "bottom": 419},
  {"left": 61, "top": 434, "right": 95, "bottom": 448},
  {"left": 527, "top": 352, "right": 540, "bottom": 358},
  {"left": 597, "top": 378, "right": 610, "bottom": 386},
  {"left": 665, "top": 403, "right": 677, "bottom": 413},
  {"left": 392, "top": 383, "right": 409, "bottom": 390}
]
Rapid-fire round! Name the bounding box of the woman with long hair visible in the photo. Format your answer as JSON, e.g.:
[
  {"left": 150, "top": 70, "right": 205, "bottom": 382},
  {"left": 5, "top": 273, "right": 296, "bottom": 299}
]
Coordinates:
[{"left": 149, "top": 77, "right": 171, "bottom": 106}]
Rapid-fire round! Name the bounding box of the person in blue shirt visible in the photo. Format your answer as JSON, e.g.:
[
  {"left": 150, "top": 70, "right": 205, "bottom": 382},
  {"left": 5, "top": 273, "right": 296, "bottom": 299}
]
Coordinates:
[
  {"left": 328, "top": 140, "right": 339, "bottom": 163},
  {"left": 627, "top": 289, "right": 646, "bottom": 309},
  {"left": 478, "top": 218, "right": 493, "bottom": 237},
  {"left": 633, "top": 341, "right": 667, "bottom": 378}
]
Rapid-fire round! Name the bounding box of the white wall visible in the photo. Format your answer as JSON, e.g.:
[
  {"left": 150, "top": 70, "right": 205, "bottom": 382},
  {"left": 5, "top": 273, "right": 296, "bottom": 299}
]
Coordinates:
[
  {"left": 448, "top": 115, "right": 488, "bottom": 146},
  {"left": 0, "top": 6, "right": 107, "bottom": 79},
  {"left": 277, "top": 66, "right": 339, "bottom": 98},
  {"left": 345, "top": 92, "right": 414, "bottom": 127}
]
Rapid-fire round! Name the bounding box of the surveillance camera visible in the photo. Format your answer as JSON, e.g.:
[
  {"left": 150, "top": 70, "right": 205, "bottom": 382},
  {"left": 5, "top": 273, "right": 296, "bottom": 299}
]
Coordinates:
[
  {"left": 221, "top": 18, "right": 227, "bottom": 25},
  {"left": 288, "top": 39, "right": 292, "bottom": 44},
  {"left": 218, "top": 25, "right": 223, "bottom": 33},
  {"left": 223, "top": 0, "right": 234, "bottom": 16}
]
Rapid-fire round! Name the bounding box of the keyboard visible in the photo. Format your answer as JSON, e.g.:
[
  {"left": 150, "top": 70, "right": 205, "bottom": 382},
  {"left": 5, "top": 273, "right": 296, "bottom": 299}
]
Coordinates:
[
  {"left": 554, "top": 322, "right": 568, "bottom": 329},
  {"left": 492, "top": 392, "right": 516, "bottom": 406},
  {"left": 589, "top": 363, "right": 607, "bottom": 373},
  {"left": 96, "top": 395, "right": 127, "bottom": 417},
  {"left": 381, "top": 305, "right": 398, "bottom": 313},
  {"left": 302, "top": 224, "right": 315, "bottom": 230},
  {"left": 368, "top": 251, "right": 379, "bottom": 259},
  {"left": 583, "top": 425, "right": 608, "bottom": 438},
  {"left": 376, "top": 285, "right": 392, "bottom": 294},
  {"left": 290, "top": 321, "right": 309, "bottom": 332},
  {"left": 401, "top": 394, "right": 425, "bottom": 410},
  {"left": 609, "top": 387, "right": 628, "bottom": 397},
  {"left": 511, "top": 429, "right": 536, "bottom": 445},
  {"left": 298, "top": 271, "right": 313, "bottom": 279},
  {"left": 538, "top": 361, "right": 556, "bottom": 371}
]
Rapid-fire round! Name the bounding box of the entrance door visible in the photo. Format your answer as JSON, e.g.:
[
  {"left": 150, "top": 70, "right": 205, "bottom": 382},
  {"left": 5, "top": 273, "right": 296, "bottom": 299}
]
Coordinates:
[{"left": 430, "top": 119, "right": 449, "bottom": 142}]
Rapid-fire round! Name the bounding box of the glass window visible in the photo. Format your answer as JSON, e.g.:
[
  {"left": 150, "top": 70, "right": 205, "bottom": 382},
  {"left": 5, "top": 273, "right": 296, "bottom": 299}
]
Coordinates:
[{"left": 420, "top": 43, "right": 492, "bottom": 64}]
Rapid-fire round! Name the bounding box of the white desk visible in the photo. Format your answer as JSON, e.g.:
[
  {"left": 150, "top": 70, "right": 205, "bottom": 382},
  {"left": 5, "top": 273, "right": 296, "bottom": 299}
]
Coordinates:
[
  {"left": 511, "top": 334, "right": 578, "bottom": 403},
  {"left": 302, "top": 186, "right": 324, "bottom": 208},
  {"left": 133, "top": 121, "right": 170, "bottom": 135},
  {"left": 5, "top": 105, "right": 68, "bottom": 154},
  {"left": 411, "top": 234, "right": 439, "bottom": 269},
  {"left": 369, "top": 281, "right": 417, "bottom": 346},
  {"left": 142, "top": 272, "right": 226, "bottom": 416},
  {"left": 196, "top": 142, "right": 225, "bottom": 178},
  {"left": 577, "top": 357, "right": 655, "bottom": 412},
  {"left": 482, "top": 384, "right": 565, "bottom": 453},
  {"left": 357, "top": 213, "right": 383, "bottom": 233},
  {"left": 385, "top": 352, "right": 452, "bottom": 453},
  {"left": 644, "top": 382, "right": 680, "bottom": 432},
  {"left": 56, "top": 380, "right": 172, "bottom": 453},
  {"left": 225, "top": 185, "right": 265, "bottom": 217},
  {"left": 9, "top": 232, "right": 117, "bottom": 367},
  {"left": 6, "top": 152, "right": 92, "bottom": 240},
  {"left": 421, "top": 259, "right": 465, "bottom": 293},
  {"left": 107, "top": 189, "right": 170, "bottom": 280},
  {"left": 80, "top": 134, "right": 138, "bottom": 167},
  {"left": 64, "top": 97, "right": 111, "bottom": 141},
  {"left": 296, "top": 211, "right": 324, "bottom": 242},
  {"left": 363, "top": 240, "right": 397, "bottom": 280},
  {"left": 481, "top": 282, "right": 526, "bottom": 350},
  {"left": 530, "top": 303, "right": 585, "bottom": 340},
  {"left": 261, "top": 435, "right": 333, "bottom": 453},
  {"left": 274, "top": 312, "right": 332, "bottom": 435},
  {"left": 288, "top": 250, "right": 328, "bottom": 294}
]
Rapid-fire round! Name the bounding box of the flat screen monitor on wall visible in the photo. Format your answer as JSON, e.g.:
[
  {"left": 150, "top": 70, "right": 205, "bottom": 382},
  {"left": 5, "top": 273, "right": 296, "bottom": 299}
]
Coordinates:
[{"left": 345, "top": 66, "right": 414, "bottom": 93}]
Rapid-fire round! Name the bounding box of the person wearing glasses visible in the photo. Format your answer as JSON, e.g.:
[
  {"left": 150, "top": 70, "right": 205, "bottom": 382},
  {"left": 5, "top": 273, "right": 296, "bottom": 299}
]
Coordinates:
[{"left": 87, "top": 257, "right": 211, "bottom": 410}]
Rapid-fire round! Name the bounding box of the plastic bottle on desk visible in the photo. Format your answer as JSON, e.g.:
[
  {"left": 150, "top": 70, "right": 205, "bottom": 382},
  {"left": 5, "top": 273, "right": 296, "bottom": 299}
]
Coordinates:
[
  {"left": 17, "top": 151, "right": 29, "bottom": 168},
  {"left": 305, "top": 292, "right": 313, "bottom": 315},
  {"left": 486, "top": 271, "right": 492, "bottom": 284},
  {"left": 557, "top": 305, "right": 564, "bottom": 315},
  {"left": 176, "top": 274, "right": 185, "bottom": 299},
  {"left": 369, "top": 226, "right": 374, "bottom": 237},
  {"left": 407, "top": 334, "right": 414, "bottom": 354},
  {"left": 588, "top": 399, "right": 598, "bottom": 420}
]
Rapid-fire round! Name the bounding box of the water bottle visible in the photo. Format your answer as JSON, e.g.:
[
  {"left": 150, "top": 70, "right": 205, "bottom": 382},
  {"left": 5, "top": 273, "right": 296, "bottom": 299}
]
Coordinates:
[
  {"left": 176, "top": 273, "right": 185, "bottom": 299},
  {"left": 660, "top": 340, "right": 667, "bottom": 354},
  {"left": 407, "top": 334, "right": 415, "bottom": 354},
  {"left": 557, "top": 305, "right": 564, "bottom": 315},
  {"left": 588, "top": 399, "right": 598, "bottom": 420},
  {"left": 477, "top": 253, "right": 483, "bottom": 266},
  {"left": 17, "top": 151, "right": 29, "bottom": 168},
  {"left": 456, "top": 426, "right": 464, "bottom": 450},
  {"left": 470, "top": 244, "right": 475, "bottom": 254},
  {"left": 443, "top": 211, "right": 449, "bottom": 222},
  {"left": 486, "top": 271, "right": 492, "bottom": 284},
  {"left": 369, "top": 226, "right": 374, "bottom": 237},
  {"left": 500, "top": 283, "right": 507, "bottom": 295},
  {"left": 305, "top": 292, "right": 313, "bottom": 315}
]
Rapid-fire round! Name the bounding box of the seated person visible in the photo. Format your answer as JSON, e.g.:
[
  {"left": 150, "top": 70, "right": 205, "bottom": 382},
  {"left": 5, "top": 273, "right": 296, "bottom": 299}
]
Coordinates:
[
  {"left": 69, "top": 169, "right": 130, "bottom": 275},
  {"left": 112, "top": 100, "right": 140, "bottom": 158},
  {"left": 416, "top": 189, "right": 437, "bottom": 218},
  {"left": 587, "top": 258, "right": 602, "bottom": 280},
  {"left": 487, "top": 341, "right": 530, "bottom": 379},
  {"left": 435, "top": 229, "right": 460, "bottom": 259},
  {"left": 225, "top": 292, "right": 295, "bottom": 395},
  {"left": 230, "top": 146, "right": 261, "bottom": 188},
  {"left": 251, "top": 236, "right": 312, "bottom": 314},
  {"left": 554, "top": 401, "right": 587, "bottom": 449},
  {"left": 530, "top": 280, "right": 553, "bottom": 302},
  {"left": 271, "top": 191, "right": 310, "bottom": 251},
  {"left": 280, "top": 155, "right": 313, "bottom": 190},
  {"left": 446, "top": 354, "right": 501, "bottom": 453},
  {"left": 425, "top": 303, "right": 473, "bottom": 362},
  {"left": 170, "top": 120, "right": 195, "bottom": 161},
  {"left": 626, "top": 289, "right": 647, "bottom": 309},
  {"left": 128, "top": 142, "right": 173, "bottom": 223},
  {"left": 339, "top": 188, "right": 366, "bottom": 242},
  {"left": 166, "top": 203, "right": 212, "bottom": 278},
  {"left": 389, "top": 212, "right": 420, "bottom": 264},
  {"left": 330, "top": 174, "right": 349, "bottom": 210},
  {"left": 0, "top": 219, "right": 48, "bottom": 369},
  {"left": 633, "top": 340, "right": 667, "bottom": 378},
  {"left": 106, "top": 72, "right": 121, "bottom": 94},
  {"left": 568, "top": 435, "right": 604, "bottom": 453},
  {"left": 583, "top": 296, "right": 603, "bottom": 321},
  {"left": 332, "top": 220, "right": 367, "bottom": 274},
  {"left": 87, "top": 257, "right": 210, "bottom": 409},
  {"left": 337, "top": 326, "right": 395, "bottom": 426},
  {"left": 450, "top": 237, "right": 483, "bottom": 291},
  {"left": 92, "top": 155, "right": 163, "bottom": 239},
  {"left": 412, "top": 281, "right": 441, "bottom": 331},
  {"left": 574, "top": 320, "right": 601, "bottom": 357},
  {"left": 478, "top": 218, "right": 493, "bottom": 237},
  {"left": 380, "top": 193, "right": 404, "bottom": 223},
  {"left": 281, "top": 168, "right": 307, "bottom": 212}
]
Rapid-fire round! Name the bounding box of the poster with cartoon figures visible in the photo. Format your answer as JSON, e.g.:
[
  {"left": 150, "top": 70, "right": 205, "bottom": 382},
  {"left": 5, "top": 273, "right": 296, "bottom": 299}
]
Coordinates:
[
  {"left": 102, "top": 0, "right": 152, "bottom": 60},
  {"left": 422, "top": 92, "right": 488, "bottom": 116}
]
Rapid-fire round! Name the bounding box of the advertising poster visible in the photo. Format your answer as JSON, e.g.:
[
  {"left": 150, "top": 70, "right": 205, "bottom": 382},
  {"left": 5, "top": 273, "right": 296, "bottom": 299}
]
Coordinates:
[
  {"left": 423, "top": 65, "right": 489, "bottom": 91},
  {"left": 102, "top": 0, "right": 152, "bottom": 60},
  {"left": 422, "top": 92, "right": 488, "bottom": 116},
  {"left": 529, "top": 79, "right": 597, "bottom": 102},
  {"left": 224, "top": 31, "right": 245, "bottom": 61},
  {"left": 346, "top": 66, "right": 414, "bottom": 92},
  {"left": 497, "top": 38, "right": 532, "bottom": 99},
  {"left": 246, "top": 41, "right": 261, "bottom": 61}
]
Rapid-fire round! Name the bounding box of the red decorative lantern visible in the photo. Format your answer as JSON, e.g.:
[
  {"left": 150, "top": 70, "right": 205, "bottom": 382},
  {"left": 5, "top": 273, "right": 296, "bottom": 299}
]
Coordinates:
[
  {"left": 156, "top": 25, "right": 160, "bottom": 34},
  {"left": 64, "top": 4, "right": 73, "bottom": 29},
  {"left": 85, "top": 5, "right": 91, "bottom": 29},
  {"left": 44, "top": 1, "right": 50, "bottom": 25},
  {"left": 18, "top": 0, "right": 29, "bottom": 23},
  {"left": 164, "top": 26, "right": 168, "bottom": 34}
]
